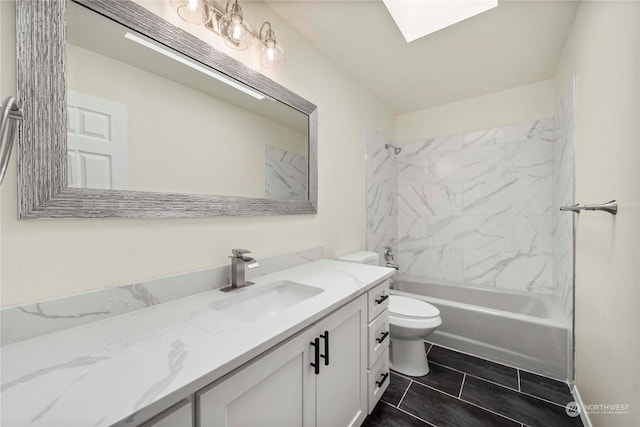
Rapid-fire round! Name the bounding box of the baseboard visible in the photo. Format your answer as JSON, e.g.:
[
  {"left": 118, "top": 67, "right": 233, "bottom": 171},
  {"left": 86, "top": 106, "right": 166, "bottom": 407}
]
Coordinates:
[{"left": 571, "top": 384, "right": 593, "bottom": 427}]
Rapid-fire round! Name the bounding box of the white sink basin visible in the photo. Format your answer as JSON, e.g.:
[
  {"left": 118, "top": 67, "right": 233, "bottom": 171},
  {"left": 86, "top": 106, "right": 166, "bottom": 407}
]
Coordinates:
[{"left": 209, "top": 281, "right": 323, "bottom": 322}]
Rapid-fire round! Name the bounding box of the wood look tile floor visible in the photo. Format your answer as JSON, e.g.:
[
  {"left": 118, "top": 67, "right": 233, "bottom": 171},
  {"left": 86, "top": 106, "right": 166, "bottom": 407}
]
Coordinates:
[{"left": 362, "top": 343, "right": 583, "bottom": 427}]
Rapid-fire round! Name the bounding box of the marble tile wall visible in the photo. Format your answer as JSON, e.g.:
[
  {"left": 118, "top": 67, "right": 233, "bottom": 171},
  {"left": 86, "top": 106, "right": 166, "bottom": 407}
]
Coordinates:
[
  {"left": 368, "top": 88, "right": 574, "bottom": 302},
  {"left": 0, "top": 247, "right": 324, "bottom": 345},
  {"left": 396, "top": 119, "right": 557, "bottom": 294},
  {"left": 365, "top": 129, "right": 398, "bottom": 263},
  {"left": 264, "top": 146, "right": 308, "bottom": 200}
]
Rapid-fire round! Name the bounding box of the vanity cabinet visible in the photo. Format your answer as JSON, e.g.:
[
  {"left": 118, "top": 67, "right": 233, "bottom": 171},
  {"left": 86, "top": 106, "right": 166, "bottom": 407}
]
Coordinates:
[
  {"left": 197, "top": 294, "right": 368, "bottom": 427},
  {"left": 366, "top": 280, "right": 391, "bottom": 413}
]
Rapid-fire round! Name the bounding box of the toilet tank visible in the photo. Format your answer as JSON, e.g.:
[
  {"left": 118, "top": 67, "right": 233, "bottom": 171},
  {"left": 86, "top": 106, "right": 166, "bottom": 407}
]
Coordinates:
[{"left": 336, "top": 251, "right": 379, "bottom": 265}]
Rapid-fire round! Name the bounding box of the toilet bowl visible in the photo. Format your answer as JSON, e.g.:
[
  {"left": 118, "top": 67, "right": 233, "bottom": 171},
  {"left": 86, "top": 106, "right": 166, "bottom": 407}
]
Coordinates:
[{"left": 389, "top": 295, "right": 442, "bottom": 377}]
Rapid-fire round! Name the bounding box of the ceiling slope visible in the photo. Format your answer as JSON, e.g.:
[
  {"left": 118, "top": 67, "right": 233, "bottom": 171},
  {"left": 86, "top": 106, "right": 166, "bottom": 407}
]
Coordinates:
[{"left": 266, "top": 0, "right": 580, "bottom": 114}]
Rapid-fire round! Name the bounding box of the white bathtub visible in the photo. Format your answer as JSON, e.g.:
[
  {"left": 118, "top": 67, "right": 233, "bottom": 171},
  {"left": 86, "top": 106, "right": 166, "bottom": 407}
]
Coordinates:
[{"left": 392, "top": 274, "right": 571, "bottom": 381}]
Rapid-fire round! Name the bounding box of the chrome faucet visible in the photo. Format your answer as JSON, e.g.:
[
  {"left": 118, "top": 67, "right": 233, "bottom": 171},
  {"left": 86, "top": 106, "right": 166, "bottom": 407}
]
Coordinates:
[
  {"left": 221, "top": 249, "right": 260, "bottom": 292},
  {"left": 383, "top": 245, "right": 399, "bottom": 270}
]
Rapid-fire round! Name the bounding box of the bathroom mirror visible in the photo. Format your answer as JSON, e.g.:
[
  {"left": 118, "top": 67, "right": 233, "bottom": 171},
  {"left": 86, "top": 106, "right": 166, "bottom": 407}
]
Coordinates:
[{"left": 16, "top": 0, "right": 318, "bottom": 219}]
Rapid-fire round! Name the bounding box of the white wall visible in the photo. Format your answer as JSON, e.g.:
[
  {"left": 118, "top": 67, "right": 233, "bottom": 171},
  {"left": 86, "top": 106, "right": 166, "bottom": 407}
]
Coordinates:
[
  {"left": 396, "top": 79, "right": 556, "bottom": 144},
  {"left": 68, "top": 44, "right": 307, "bottom": 196},
  {"left": 0, "top": 0, "right": 395, "bottom": 306},
  {"left": 555, "top": 2, "right": 640, "bottom": 425}
]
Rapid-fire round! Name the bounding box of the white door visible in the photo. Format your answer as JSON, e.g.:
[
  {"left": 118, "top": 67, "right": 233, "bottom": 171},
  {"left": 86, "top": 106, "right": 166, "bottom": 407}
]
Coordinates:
[
  {"left": 197, "top": 326, "right": 317, "bottom": 427},
  {"left": 67, "top": 91, "right": 128, "bottom": 190},
  {"left": 315, "top": 295, "right": 368, "bottom": 427}
]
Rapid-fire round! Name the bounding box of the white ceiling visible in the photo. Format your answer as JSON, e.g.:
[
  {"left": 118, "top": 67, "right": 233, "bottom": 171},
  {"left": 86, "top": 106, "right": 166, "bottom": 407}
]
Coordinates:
[{"left": 266, "top": 0, "right": 580, "bottom": 114}]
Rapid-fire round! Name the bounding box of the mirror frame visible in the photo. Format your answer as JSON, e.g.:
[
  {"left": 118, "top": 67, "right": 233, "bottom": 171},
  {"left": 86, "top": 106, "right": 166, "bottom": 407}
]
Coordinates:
[{"left": 16, "top": 0, "right": 318, "bottom": 219}]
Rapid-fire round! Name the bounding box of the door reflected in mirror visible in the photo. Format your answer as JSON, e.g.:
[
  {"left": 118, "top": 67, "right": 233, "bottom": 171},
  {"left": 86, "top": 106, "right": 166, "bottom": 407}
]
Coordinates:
[{"left": 66, "top": 1, "right": 308, "bottom": 201}]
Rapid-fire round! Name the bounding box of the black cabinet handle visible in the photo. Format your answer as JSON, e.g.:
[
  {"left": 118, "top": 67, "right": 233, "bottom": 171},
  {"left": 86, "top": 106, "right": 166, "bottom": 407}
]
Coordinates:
[
  {"left": 375, "top": 294, "right": 389, "bottom": 305},
  {"left": 376, "top": 372, "right": 389, "bottom": 388},
  {"left": 310, "top": 338, "right": 320, "bottom": 375},
  {"left": 320, "top": 331, "right": 329, "bottom": 366},
  {"left": 376, "top": 331, "right": 389, "bottom": 344}
]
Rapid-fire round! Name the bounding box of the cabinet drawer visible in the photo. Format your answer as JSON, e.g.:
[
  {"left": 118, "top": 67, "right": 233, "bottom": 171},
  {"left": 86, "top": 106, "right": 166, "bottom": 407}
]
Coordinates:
[
  {"left": 367, "top": 349, "right": 390, "bottom": 414},
  {"left": 367, "top": 280, "right": 390, "bottom": 322},
  {"left": 367, "top": 311, "right": 390, "bottom": 368}
]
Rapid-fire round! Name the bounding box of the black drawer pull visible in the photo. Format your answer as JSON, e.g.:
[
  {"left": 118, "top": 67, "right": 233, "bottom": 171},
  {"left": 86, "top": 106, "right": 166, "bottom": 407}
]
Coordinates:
[
  {"left": 376, "top": 331, "right": 389, "bottom": 344},
  {"left": 310, "top": 338, "right": 320, "bottom": 375},
  {"left": 376, "top": 372, "right": 389, "bottom": 388},
  {"left": 320, "top": 331, "right": 329, "bottom": 366},
  {"left": 375, "top": 294, "right": 389, "bottom": 305}
]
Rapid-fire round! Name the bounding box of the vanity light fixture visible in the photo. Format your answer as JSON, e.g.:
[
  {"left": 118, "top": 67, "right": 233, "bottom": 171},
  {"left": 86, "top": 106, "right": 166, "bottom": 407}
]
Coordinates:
[
  {"left": 124, "top": 32, "right": 265, "bottom": 100},
  {"left": 257, "top": 22, "right": 286, "bottom": 70},
  {"left": 171, "top": 0, "right": 286, "bottom": 69}
]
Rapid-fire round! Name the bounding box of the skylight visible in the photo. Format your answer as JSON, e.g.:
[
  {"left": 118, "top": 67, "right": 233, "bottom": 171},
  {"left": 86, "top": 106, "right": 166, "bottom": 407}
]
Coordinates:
[{"left": 383, "top": 0, "right": 498, "bottom": 42}]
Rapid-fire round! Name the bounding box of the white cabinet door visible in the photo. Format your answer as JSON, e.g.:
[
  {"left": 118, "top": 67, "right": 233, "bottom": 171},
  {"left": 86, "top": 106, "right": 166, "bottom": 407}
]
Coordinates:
[
  {"left": 140, "top": 399, "right": 193, "bottom": 427},
  {"left": 197, "top": 326, "right": 317, "bottom": 427},
  {"left": 315, "top": 295, "right": 367, "bottom": 427}
]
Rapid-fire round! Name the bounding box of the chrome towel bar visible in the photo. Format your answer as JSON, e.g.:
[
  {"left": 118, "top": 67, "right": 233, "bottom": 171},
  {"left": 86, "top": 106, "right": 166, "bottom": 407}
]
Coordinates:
[
  {"left": 560, "top": 200, "right": 618, "bottom": 215},
  {"left": 0, "top": 96, "right": 24, "bottom": 185}
]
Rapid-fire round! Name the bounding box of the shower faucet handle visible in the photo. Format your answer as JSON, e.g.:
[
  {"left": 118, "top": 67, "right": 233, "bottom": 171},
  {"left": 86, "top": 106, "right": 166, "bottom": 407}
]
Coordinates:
[{"left": 384, "top": 245, "right": 394, "bottom": 261}]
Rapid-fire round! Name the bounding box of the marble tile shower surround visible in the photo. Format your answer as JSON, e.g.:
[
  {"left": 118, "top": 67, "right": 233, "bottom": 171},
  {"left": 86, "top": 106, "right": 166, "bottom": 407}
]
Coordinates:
[
  {"left": 395, "top": 119, "right": 559, "bottom": 294},
  {"left": 365, "top": 128, "right": 398, "bottom": 262},
  {"left": 264, "top": 146, "right": 308, "bottom": 200},
  {"left": 367, "top": 114, "right": 573, "bottom": 302},
  {"left": 0, "top": 247, "right": 324, "bottom": 346}
]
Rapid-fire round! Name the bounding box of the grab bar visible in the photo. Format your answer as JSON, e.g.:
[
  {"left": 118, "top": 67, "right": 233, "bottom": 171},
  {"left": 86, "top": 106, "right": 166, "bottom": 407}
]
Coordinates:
[
  {"left": 0, "top": 96, "right": 24, "bottom": 185},
  {"left": 560, "top": 200, "right": 618, "bottom": 215}
]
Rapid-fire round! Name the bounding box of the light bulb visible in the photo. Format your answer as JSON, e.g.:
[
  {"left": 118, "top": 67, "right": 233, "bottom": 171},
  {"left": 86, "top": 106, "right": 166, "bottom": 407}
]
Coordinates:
[
  {"left": 257, "top": 23, "right": 285, "bottom": 69},
  {"left": 173, "top": 0, "right": 211, "bottom": 25},
  {"left": 232, "top": 23, "right": 243, "bottom": 42},
  {"left": 221, "top": 1, "right": 254, "bottom": 50},
  {"left": 258, "top": 40, "right": 285, "bottom": 69}
]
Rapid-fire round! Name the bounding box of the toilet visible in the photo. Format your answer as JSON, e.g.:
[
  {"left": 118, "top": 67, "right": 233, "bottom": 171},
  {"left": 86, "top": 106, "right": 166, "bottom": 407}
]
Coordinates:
[
  {"left": 388, "top": 295, "right": 441, "bottom": 376},
  {"left": 336, "top": 251, "right": 442, "bottom": 377}
]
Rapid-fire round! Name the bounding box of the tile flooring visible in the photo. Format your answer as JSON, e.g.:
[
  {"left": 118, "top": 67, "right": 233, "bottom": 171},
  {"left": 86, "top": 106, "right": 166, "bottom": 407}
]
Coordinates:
[{"left": 363, "top": 343, "right": 583, "bottom": 427}]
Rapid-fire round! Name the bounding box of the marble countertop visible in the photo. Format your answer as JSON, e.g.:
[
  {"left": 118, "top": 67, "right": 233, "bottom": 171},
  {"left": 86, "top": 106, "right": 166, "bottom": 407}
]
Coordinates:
[{"left": 1, "top": 260, "right": 394, "bottom": 426}]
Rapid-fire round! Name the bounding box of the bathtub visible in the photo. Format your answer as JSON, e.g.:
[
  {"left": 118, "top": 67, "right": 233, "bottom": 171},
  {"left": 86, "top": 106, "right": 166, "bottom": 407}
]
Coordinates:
[{"left": 392, "top": 274, "right": 571, "bottom": 381}]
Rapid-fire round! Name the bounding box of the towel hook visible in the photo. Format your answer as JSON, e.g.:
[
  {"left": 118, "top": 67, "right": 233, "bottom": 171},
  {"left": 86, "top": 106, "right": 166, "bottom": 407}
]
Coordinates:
[{"left": 0, "top": 96, "right": 24, "bottom": 185}]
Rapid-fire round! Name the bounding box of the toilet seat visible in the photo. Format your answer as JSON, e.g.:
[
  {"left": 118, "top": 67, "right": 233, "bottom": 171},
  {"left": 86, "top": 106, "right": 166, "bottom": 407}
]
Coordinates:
[
  {"left": 388, "top": 295, "right": 442, "bottom": 332},
  {"left": 389, "top": 295, "right": 440, "bottom": 319}
]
